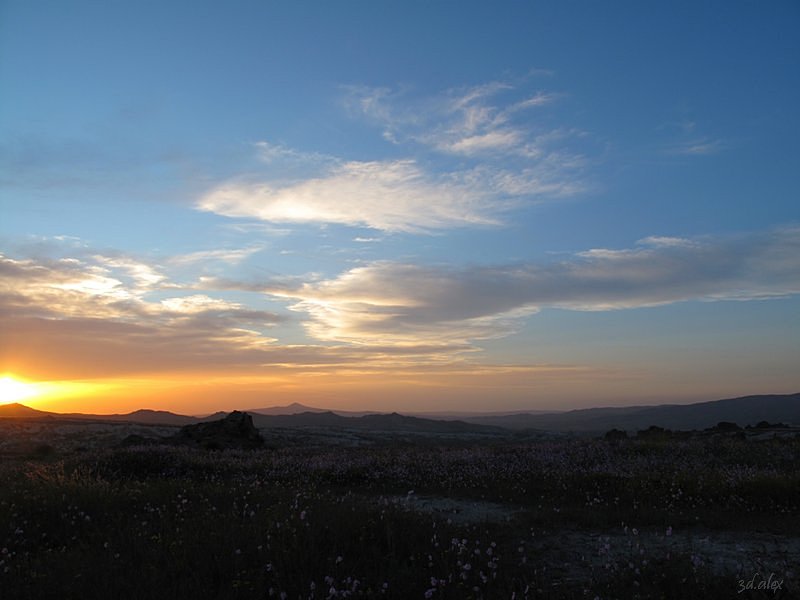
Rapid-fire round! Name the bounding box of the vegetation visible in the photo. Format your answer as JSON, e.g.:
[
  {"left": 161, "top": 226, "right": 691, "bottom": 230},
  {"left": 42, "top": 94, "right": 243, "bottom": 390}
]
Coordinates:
[{"left": 1, "top": 435, "right": 798, "bottom": 599}]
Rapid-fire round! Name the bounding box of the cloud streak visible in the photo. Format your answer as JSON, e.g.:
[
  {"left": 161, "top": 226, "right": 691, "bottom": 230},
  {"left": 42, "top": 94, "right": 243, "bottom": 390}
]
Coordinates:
[
  {"left": 263, "top": 228, "right": 800, "bottom": 346},
  {"left": 346, "top": 81, "right": 569, "bottom": 159},
  {"left": 3, "top": 228, "right": 797, "bottom": 384}
]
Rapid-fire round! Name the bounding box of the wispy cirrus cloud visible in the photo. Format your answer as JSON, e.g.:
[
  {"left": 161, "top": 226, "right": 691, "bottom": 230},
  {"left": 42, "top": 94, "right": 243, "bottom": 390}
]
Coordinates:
[
  {"left": 345, "top": 80, "right": 566, "bottom": 158},
  {"left": 168, "top": 246, "right": 263, "bottom": 267},
  {"left": 262, "top": 228, "right": 800, "bottom": 347},
  {"left": 662, "top": 118, "right": 725, "bottom": 156},
  {"left": 198, "top": 159, "right": 504, "bottom": 233},
  {"left": 668, "top": 137, "right": 725, "bottom": 156},
  {"left": 196, "top": 76, "right": 588, "bottom": 233}
]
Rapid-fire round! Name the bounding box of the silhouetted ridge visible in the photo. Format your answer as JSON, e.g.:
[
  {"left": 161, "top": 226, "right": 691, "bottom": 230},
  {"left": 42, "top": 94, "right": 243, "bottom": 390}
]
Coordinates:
[
  {"left": 0, "top": 403, "right": 53, "bottom": 418},
  {"left": 463, "top": 392, "right": 800, "bottom": 431},
  {"left": 248, "top": 411, "right": 504, "bottom": 433}
]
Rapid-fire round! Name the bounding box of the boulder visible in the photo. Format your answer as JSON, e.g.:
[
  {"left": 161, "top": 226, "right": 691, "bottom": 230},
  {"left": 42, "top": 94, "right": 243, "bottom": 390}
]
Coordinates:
[{"left": 173, "top": 411, "right": 264, "bottom": 450}]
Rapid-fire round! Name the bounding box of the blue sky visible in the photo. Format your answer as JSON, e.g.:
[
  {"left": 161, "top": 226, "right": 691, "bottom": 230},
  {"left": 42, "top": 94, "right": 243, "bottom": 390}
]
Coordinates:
[{"left": 1, "top": 1, "right": 798, "bottom": 413}]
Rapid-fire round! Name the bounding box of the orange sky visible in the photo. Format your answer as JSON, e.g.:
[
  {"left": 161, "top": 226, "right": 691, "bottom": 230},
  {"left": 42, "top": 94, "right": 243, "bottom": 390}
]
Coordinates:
[{"left": 6, "top": 362, "right": 798, "bottom": 416}]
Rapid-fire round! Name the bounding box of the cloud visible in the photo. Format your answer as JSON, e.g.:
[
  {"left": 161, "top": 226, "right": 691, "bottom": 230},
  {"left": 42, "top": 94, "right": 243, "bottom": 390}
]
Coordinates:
[
  {"left": 444, "top": 130, "right": 523, "bottom": 155},
  {"left": 264, "top": 228, "right": 800, "bottom": 347},
  {"left": 5, "top": 228, "right": 797, "bottom": 382},
  {"left": 346, "top": 80, "right": 575, "bottom": 159},
  {"left": 197, "top": 77, "right": 588, "bottom": 233},
  {"left": 253, "top": 141, "right": 335, "bottom": 166},
  {"left": 661, "top": 118, "right": 724, "bottom": 156},
  {"left": 669, "top": 137, "right": 724, "bottom": 156},
  {"left": 169, "top": 246, "right": 263, "bottom": 266},
  {"left": 197, "top": 159, "right": 503, "bottom": 233},
  {"left": 0, "top": 248, "right": 486, "bottom": 378},
  {"left": 0, "top": 251, "right": 294, "bottom": 377}
]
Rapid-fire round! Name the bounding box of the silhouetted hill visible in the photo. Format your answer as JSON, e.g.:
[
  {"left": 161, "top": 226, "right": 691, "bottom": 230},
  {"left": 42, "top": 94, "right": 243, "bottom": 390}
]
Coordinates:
[
  {"left": 0, "top": 405, "right": 202, "bottom": 426},
  {"left": 411, "top": 409, "right": 558, "bottom": 418},
  {"left": 357, "top": 412, "right": 506, "bottom": 433},
  {"left": 246, "top": 403, "right": 378, "bottom": 417},
  {"left": 0, "top": 403, "right": 53, "bottom": 418},
  {"left": 5, "top": 392, "right": 797, "bottom": 433},
  {"left": 245, "top": 403, "right": 551, "bottom": 419},
  {"left": 250, "top": 411, "right": 505, "bottom": 434},
  {"left": 245, "top": 402, "right": 328, "bottom": 415},
  {"left": 464, "top": 393, "right": 800, "bottom": 432},
  {"left": 198, "top": 411, "right": 229, "bottom": 421},
  {"left": 251, "top": 411, "right": 348, "bottom": 428},
  {"left": 57, "top": 409, "right": 199, "bottom": 426}
]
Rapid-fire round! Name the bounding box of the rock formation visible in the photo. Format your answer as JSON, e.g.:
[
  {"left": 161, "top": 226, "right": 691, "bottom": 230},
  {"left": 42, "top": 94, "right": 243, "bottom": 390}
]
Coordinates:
[{"left": 173, "top": 411, "right": 264, "bottom": 450}]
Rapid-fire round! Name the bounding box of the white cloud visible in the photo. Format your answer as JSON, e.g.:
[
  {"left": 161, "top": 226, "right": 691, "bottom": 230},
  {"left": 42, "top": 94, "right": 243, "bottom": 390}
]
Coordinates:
[
  {"left": 670, "top": 138, "right": 724, "bottom": 156},
  {"left": 197, "top": 159, "right": 503, "bottom": 233},
  {"left": 198, "top": 77, "right": 588, "bottom": 233},
  {"left": 346, "top": 80, "right": 576, "bottom": 160},
  {"left": 253, "top": 140, "right": 334, "bottom": 166},
  {"left": 93, "top": 256, "right": 166, "bottom": 289},
  {"left": 169, "top": 246, "right": 263, "bottom": 266},
  {"left": 503, "top": 92, "right": 560, "bottom": 114},
  {"left": 442, "top": 130, "right": 523, "bottom": 155},
  {"left": 159, "top": 295, "right": 243, "bottom": 314},
  {"left": 636, "top": 236, "right": 697, "bottom": 248},
  {"left": 0, "top": 249, "right": 494, "bottom": 377}
]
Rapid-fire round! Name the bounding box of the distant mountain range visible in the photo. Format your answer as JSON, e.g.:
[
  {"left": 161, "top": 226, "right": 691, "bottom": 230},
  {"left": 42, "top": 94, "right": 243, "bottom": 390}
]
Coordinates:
[
  {"left": 245, "top": 411, "right": 506, "bottom": 434},
  {"left": 1, "top": 392, "right": 798, "bottom": 433},
  {"left": 460, "top": 393, "right": 800, "bottom": 432},
  {"left": 244, "top": 402, "right": 379, "bottom": 418},
  {"left": 0, "top": 404, "right": 203, "bottom": 426}
]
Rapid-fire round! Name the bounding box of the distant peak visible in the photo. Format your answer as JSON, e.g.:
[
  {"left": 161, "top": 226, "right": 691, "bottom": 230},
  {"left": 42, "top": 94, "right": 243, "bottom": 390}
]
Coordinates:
[{"left": 0, "top": 402, "right": 50, "bottom": 417}]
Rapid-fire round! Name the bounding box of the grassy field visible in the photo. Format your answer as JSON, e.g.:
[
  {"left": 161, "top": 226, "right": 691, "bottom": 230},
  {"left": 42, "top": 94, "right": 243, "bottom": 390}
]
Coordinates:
[{"left": 1, "top": 429, "right": 798, "bottom": 599}]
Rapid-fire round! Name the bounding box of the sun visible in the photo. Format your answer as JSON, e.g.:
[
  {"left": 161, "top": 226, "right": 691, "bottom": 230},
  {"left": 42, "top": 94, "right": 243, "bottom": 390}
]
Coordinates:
[{"left": 0, "top": 376, "right": 41, "bottom": 405}]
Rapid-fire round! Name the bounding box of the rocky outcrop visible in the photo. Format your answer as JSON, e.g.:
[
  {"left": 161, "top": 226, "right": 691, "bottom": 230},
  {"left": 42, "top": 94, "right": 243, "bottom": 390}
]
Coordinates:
[{"left": 173, "top": 411, "right": 264, "bottom": 450}]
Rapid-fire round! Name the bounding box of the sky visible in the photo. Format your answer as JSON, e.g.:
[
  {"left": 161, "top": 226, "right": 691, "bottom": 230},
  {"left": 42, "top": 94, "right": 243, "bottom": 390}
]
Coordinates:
[{"left": 1, "top": 1, "right": 799, "bottom": 414}]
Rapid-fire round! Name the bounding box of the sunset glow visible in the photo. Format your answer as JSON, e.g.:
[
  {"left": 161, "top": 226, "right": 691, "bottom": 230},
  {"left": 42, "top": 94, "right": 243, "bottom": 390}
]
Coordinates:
[{"left": 0, "top": 376, "right": 40, "bottom": 404}]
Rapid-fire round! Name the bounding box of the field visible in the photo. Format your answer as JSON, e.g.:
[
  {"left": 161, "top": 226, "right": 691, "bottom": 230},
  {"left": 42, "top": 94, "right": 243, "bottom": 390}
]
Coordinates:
[{"left": 1, "top": 420, "right": 798, "bottom": 599}]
